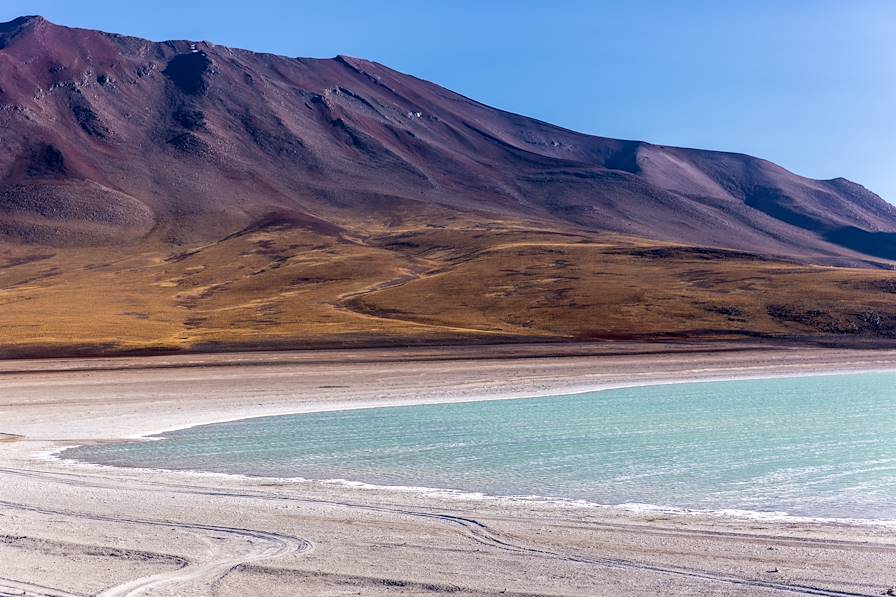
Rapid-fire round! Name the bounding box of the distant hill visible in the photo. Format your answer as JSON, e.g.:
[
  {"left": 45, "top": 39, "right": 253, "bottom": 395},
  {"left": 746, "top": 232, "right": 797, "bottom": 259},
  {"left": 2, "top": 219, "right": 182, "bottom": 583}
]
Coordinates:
[{"left": 1, "top": 15, "right": 895, "bottom": 356}]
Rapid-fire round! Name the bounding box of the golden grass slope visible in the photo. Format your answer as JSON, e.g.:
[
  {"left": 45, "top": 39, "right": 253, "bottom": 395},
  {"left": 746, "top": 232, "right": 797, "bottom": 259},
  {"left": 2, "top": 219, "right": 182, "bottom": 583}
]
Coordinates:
[{"left": 1, "top": 223, "right": 896, "bottom": 356}]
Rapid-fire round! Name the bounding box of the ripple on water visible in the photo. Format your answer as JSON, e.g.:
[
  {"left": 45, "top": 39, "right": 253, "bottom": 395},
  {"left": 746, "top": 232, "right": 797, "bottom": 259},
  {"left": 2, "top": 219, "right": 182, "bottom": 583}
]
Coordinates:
[{"left": 62, "top": 372, "right": 896, "bottom": 521}]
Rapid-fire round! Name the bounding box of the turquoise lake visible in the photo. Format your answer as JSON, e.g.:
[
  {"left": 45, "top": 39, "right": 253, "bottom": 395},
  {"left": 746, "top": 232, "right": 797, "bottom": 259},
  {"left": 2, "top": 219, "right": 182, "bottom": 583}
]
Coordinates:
[{"left": 65, "top": 372, "right": 896, "bottom": 520}]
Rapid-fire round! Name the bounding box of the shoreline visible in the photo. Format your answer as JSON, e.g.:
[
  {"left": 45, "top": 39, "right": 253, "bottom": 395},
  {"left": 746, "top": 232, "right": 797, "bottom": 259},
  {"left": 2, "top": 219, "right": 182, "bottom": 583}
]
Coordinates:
[
  {"left": 5, "top": 336, "right": 896, "bottom": 366},
  {"left": 38, "top": 362, "right": 896, "bottom": 441},
  {"left": 50, "top": 368, "right": 896, "bottom": 530},
  {"left": 51, "top": 457, "right": 896, "bottom": 531},
  {"left": 4, "top": 345, "right": 896, "bottom": 596}
]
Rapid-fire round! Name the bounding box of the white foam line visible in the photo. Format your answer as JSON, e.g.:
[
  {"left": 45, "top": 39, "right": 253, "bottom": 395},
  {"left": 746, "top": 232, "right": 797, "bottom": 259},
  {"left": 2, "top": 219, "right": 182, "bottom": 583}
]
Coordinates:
[{"left": 42, "top": 455, "right": 896, "bottom": 529}]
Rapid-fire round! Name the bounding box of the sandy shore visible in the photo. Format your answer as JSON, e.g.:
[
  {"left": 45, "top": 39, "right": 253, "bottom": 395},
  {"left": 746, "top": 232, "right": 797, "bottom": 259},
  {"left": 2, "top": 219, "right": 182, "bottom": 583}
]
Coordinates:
[{"left": 2, "top": 342, "right": 896, "bottom": 596}]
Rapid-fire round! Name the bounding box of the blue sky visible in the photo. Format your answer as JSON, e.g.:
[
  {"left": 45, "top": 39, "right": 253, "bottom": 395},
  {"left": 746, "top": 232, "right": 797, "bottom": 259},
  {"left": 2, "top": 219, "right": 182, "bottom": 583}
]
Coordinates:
[{"left": 3, "top": 1, "right": 894, "bottom": 202}]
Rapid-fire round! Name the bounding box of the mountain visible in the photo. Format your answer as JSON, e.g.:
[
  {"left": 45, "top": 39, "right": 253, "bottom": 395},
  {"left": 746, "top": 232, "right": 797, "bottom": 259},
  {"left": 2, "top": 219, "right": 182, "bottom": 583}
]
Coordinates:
[{"left": 1, "top": 15, "right": 896, "bottom": 356}]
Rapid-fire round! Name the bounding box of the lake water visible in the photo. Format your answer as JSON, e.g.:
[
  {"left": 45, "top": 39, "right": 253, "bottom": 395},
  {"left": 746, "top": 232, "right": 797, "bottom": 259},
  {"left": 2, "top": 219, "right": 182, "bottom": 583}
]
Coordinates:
[{"left": 63, "top": 372, "right": 896, "bottom": 521}]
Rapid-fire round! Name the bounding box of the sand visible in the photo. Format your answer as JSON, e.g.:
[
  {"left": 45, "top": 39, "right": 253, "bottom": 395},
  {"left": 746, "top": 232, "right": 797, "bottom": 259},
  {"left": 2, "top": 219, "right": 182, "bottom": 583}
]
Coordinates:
[{"left": 1, "top": 342, "right": 896, "bottom": 596}]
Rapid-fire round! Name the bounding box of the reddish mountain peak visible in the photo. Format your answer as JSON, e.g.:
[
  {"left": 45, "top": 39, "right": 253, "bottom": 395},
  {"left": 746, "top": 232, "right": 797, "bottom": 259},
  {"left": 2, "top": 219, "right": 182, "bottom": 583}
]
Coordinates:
[
  {"left": 0, "top": 15, "right": 48, "bottom": 45},
  {"left": 0, "top": 15, "right": 47, "bottom": 29}
]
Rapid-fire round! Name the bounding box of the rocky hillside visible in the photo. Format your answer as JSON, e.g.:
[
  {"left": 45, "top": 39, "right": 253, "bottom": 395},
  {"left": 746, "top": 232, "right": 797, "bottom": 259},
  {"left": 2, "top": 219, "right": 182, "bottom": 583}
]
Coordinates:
[{"left": 1, "top": 16, "right": 896, "bottom": 356}]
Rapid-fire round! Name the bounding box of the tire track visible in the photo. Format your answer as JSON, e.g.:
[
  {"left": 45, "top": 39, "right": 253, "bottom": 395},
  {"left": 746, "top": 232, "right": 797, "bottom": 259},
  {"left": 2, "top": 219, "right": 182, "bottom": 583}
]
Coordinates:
[
  {"left": 0, "top": 576, "right": 83, "bottom": 597},
  {"left": 0, "top": 496, "right": 312, "bottom": 597},
  {"left": 6, "top": 464, "right": 888, "bottom": 553},
  {"left": 0, "top": 466, "right": 885, "bottom": 596},
  {"left": 373, "top": 511, "right": 880, "bottom": 597},
  {"left": 95, "top": 527, "right": 304, "bottom": 597}
]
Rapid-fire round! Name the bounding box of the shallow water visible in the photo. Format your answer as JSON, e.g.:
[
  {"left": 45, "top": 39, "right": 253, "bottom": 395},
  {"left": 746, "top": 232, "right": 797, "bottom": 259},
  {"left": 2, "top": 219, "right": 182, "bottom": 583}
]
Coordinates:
[{"left": 65, "top": 372, "right": 896, "bottom": 520}]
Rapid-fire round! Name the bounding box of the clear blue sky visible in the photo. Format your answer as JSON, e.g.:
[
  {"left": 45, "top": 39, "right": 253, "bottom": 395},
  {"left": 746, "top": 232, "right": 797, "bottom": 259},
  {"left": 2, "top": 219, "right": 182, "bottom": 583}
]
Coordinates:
[{"left": 3, "top": 1, "right": 894, "bottom": 202}]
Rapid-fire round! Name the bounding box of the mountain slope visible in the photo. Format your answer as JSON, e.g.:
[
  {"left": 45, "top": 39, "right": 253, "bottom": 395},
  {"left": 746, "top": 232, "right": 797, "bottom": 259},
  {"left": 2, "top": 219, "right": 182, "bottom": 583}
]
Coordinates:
[
  {"left": 1, "top": 15, "right": 896, "bottom": 355},
  {"left": 1, "top": 15, "right": 895, "bottom": 263}
]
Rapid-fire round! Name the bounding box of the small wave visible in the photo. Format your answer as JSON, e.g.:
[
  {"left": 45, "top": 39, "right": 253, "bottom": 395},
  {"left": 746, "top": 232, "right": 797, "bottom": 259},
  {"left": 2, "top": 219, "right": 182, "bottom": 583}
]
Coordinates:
[
  {"left": 47, "top": 449, "right": 896, "bottom": 528},
  {"left": 311, "top": 478, "right": 896, "bottom": 527}
]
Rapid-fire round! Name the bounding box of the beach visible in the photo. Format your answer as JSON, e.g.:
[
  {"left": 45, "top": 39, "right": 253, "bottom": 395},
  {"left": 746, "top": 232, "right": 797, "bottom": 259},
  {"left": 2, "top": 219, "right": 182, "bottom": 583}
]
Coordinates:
[{"left": 2, "top": 342, "right": 896, "bottom": 596}]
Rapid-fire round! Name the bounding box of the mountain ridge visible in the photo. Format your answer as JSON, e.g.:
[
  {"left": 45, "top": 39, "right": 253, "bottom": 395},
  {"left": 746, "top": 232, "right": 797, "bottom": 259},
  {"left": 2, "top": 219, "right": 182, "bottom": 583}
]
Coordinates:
[
  {"left": 1, "top": 15, "right": 895, "bottom": 264},
  {"left": 2, "top": 15, "right": 896, "bottom": 356}
]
